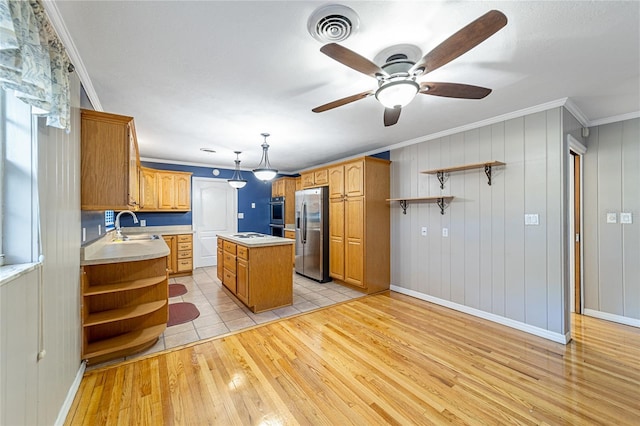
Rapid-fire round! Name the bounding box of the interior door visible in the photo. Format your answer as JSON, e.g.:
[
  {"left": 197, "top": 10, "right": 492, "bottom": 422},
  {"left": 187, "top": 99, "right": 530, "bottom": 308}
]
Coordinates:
[{"left": 192, "top": 178, "right": 237, "bottom": 268}]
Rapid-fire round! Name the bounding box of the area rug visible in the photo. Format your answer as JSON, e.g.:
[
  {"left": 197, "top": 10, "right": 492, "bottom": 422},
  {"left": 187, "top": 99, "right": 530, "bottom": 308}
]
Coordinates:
[
  {"left": 167, "top": 302, "right": 200, "bottom": 327},
  {"left": 169, "top": 283, "right": 188, "bottom": 298}
]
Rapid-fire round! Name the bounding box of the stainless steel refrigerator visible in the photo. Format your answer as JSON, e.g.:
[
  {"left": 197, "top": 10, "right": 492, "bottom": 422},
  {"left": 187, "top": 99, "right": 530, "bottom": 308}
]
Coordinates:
[{"left": 295, "top": 186, "right": 330, "bottom": 282}]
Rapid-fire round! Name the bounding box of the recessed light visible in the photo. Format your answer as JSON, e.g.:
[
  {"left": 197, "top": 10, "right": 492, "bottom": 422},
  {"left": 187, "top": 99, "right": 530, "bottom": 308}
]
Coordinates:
[{"left": 200, "top": 148, "right": 216, "bottom": 153}]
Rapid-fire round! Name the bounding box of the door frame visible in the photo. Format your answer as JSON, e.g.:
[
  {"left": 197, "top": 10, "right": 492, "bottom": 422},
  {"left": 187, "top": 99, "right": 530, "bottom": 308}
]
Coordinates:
[
  {"left": 568, "top": 134, "right": 587, "bottom": 315},
  {"left": 192, "top": 177, "right": 237, "bottom": 268}
]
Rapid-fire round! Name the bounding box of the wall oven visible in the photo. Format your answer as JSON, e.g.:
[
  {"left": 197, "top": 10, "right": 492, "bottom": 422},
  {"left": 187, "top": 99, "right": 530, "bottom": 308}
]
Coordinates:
[
  {"left": 269, "top": 196, "right": 285, "bottom": 226},
  {"left": 270, "top": 224, "right": 284, "bottom": 237}
]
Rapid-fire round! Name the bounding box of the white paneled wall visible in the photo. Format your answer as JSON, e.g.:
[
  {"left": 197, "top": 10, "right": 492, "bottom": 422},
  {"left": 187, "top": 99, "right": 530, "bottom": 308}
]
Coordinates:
[
  {"left": 390, "top": 108, "right": 570, "bottom": 340},
  {"left": 0, "top": 74, "right": 82, "bottom": 424},
  {"left": 583, "top": 118, "right": 640, "bottom": 325}
]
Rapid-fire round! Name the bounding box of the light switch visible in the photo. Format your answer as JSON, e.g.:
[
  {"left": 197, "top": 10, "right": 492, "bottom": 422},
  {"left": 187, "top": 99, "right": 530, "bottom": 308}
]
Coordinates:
[
  {"left": 82, "top": 228, "right": 86, "bottom": 242},
  {"left": 140, "top": 219, "right": 146, "bottom": 227},
  {"left": 421, "top": 227, "right": 427, "bottom": 237},
  {"left": 621, "top": 212, "right": 633, "bottom": 224},
  {"left": 238, "top": 212, "right": 244, "bottom": 219},
  {"left": 525, "top": 214, "right": 539, "bottom": 225},
  {"left": 251, "top": 203, "right": 256, "bottom": 208},
  {"left": 98, "top": 224, "right": 102, "bottom": 235},
  {"left": 442, "top": 228, "right": 448, "bottom": 237},
  {"left": 606, "top": 212, "right": 617, "bottom": 224}
]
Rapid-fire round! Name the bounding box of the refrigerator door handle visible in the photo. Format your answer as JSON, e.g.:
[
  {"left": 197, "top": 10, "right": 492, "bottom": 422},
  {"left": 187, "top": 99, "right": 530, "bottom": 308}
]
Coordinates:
[{"left": 302, "top": 202, "right": 307, "bottom": 243}]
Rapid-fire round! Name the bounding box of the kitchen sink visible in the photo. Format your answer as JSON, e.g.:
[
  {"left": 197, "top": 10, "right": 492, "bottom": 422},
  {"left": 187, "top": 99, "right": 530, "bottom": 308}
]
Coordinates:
[{"left": 113, "top": 234, "right": 160, "bottom": 242}]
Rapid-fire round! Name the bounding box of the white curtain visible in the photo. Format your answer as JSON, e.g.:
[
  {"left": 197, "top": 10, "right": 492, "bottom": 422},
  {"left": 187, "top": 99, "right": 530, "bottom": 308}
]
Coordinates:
[{"left": 0, "top": 0, "right": 71, "bottom": 132}]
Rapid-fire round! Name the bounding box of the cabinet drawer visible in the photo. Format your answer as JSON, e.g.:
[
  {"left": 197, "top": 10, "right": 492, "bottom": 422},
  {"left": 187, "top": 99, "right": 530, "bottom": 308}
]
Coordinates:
[
  {"left": 177, "top": 250, "right": 192, "bottom": 259},
  {"left": 224, "top": 241, "right": 237, "bottom": 254},
  {"left": 237, "top": 245, "right": 249, "bottom": 260},
  {"left": 178, "top": 234, "right": 192, "bottom": 243},
  {"left": 224, "top": 253, "right": 237, "bottom": 272},
  {"left": 177, "top": 242, "right": 192, "bottom": 251},
  {"left": 177, "top": 259, "right": 192, "bottom": 272},
  {"left": 223, "top": 269, "right": 236, "bottom": 292}
]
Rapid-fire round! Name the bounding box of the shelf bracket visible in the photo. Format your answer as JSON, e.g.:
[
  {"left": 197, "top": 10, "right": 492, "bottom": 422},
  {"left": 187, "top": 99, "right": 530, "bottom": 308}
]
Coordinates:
[
  {"left": 436, "top": 171, "right": 447, "bottom": 189},
  {"left": 436, "top": 198, "right": 447, "bottom": 215},
  {"left": 484, "top": 165, "right": 493, "bottom": 186},
  {"left": 399, "top": 200, "right": 408, "bottom": 215}
]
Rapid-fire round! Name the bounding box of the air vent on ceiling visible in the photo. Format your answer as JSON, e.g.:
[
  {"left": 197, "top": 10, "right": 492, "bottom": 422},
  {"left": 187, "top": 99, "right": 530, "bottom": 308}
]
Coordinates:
[{"left": 307, "top": 4, "right": 359, "bottom": 43}]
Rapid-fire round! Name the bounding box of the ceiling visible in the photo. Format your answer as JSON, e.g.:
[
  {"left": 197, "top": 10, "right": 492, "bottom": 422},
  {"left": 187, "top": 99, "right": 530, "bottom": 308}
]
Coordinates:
[{"left": 50, "top": 1, "right": 639, "bottom": 173}]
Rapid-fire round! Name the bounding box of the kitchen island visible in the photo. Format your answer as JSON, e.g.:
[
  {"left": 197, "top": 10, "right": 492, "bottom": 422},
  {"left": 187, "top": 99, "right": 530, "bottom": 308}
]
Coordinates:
[{"left": 217, "top": 232, "right": 294, "bottom": 313}]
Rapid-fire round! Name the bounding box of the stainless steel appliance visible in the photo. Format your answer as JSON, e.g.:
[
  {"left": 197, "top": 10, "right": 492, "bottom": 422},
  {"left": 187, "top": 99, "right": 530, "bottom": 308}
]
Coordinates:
[
  {"left": 269, "top": 196, "right": 285, "bottom": 225},
  {"left": 269, "top": 224, "right": 284, "bottom": 237},
  {"left": 295, "top": 187, "right": 330, "bottom": 282}
]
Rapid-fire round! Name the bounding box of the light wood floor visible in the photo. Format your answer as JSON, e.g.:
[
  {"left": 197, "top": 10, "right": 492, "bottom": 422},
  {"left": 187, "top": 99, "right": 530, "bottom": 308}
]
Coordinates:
[{"left": 65, "top": 292, "right": 640, "bottom": 425}]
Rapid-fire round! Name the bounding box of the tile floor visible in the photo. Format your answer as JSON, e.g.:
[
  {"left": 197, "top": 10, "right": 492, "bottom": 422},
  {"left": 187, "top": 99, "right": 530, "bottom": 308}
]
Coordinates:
[{"left": 88, "top": 266, "right": 364, "bottom": 370}]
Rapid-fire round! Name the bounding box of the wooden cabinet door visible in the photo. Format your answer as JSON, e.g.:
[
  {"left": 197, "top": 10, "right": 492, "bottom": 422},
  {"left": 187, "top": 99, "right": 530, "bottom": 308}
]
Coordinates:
[
  {"left": 157, "top": 172, "right": 175, "bottom": 210},
  {"left": 128, "top": 124, "right": 140, "bottom": 209},
  {"left": 344, "top": 196, "right": 364, "bottom": 287},
  {"left": 216, "top": 247, "right": 224, "bottom": 281},
  {"left": 271, "top": 179, "right": 284, "bottom": 197},
  {"left": 328, "top": 165, "right": 344, "bottom": 199},
  {"left": 314, "top": 169, "right": 328, "bottom": 185},
  {"left": 163, "top": 235, "right": 177, "bottom": 275},
  {"left": 344, "top": 160, "right": 364, "bottom": 197},
  {"left": 329, "top": 198, "right": 345, "bottom": 280},
  {"left": 301, "top": 172, "right": 315, "bottom": 188},
  {"left": 174, "top": 174, "right": 191, "bottom": 210},
  {"left": 140, "top": 168, "right": 158, "bottom": 209},
  {"left": 236, "top": 258, "right": 249, "bottom": 305}
]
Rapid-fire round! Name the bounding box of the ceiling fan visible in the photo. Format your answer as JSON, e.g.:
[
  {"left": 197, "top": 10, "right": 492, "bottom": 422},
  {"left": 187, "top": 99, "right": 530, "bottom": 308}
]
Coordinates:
[{"left": 312, "top": 10, "right": 508, "bottom": 126}]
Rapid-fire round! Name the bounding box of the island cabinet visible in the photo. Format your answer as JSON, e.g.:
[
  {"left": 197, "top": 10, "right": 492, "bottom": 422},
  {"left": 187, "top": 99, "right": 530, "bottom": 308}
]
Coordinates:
[
  {"left": 328, "top": 156, "right": 390, "bottom": 294},
  {"left": 218, "top": 236, "right": 293, "bottom": 313},
  {"left": 140, "top": 167, "right": 192, "bottom": 211},
  {"left": 81, "top": 109, "right": 140, "bottom": 211},
  {"left": 81, "top": 256, "right": 168, "bottom": 365}
]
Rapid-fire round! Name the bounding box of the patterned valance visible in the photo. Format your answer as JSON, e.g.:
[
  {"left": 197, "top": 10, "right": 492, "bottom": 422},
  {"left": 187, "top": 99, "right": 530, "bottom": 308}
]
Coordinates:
[{"left": 0, "top": 0, "right": 72, "bottom": 131}]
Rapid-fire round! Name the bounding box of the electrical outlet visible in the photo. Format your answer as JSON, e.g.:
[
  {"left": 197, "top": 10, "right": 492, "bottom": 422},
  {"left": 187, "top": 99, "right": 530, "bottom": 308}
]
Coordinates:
[
  {"left": 238, "top": 212, "right": 244, "bottom": 219},
  {"left": 251, "top": 203, "right": 256, "bottom": 208},
  {"left": 606, "top": 212, "right": 617, "bottom": 224},
  {"left": 82, "top": 228, "right": 86, "bottom": 242},
  {"left": 421, "top": 227, "right": 427, "bottom": 237},
  {"left": 140, "top": 219, "right": 146, "bottom": 227},
  {"left": 442, "top": 228, "right": 448, "bottom": 237},
  {"left": 620, "top": 212, "right": 633, "bottom": 224},
  {"left": 525, "top": 214, "right": 539, "bottom": 225},
  {"left": 98, "top": 224, "right": 102, "bottom": 235}
]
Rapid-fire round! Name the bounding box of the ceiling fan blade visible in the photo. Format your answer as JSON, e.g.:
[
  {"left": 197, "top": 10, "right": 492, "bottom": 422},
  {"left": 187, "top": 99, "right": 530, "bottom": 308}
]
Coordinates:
[
  {"left": 410, "top": 10, "right": 507, "bottom": 75},
  {"left": 383, "top": 107, "right": 401, "bottom": 127},
  {"left": 320, "top": 43, "right": 388, "bottom": 79},
  {"left": 420, "top": 82, "right": 492, "bottom": 99},
  {"left": 312, "top": 90, "right": 374, "bottom": 113}
]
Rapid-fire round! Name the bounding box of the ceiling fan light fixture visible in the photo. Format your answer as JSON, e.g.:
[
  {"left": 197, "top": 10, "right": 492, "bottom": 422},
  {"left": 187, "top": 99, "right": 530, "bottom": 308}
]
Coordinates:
[
  {"left": 228, "top": 151, "right": 247, "bottom": 189},
  {"left": 253, "top": 133, "right": 278, "bottom": 182},
  {"left": 375, "top": 80, "right": 420, "bottom": 109}
]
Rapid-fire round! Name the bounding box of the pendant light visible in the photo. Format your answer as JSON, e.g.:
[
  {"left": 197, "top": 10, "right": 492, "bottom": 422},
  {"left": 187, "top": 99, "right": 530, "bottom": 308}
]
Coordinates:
[
  {"left": 252, "top": 132, "right": 278, "bottom": 181},
  {"left": 228, "top": 151, "right": 247, "bottom": 189}
]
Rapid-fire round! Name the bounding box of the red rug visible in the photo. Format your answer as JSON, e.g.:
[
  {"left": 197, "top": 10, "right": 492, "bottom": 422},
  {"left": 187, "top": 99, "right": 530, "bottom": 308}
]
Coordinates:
[
  {"left": 167, "top": 302, "right": 200, "bottom": 327},
  {"left": 169, "top": 283, "right": 188, "bottom": 298}
]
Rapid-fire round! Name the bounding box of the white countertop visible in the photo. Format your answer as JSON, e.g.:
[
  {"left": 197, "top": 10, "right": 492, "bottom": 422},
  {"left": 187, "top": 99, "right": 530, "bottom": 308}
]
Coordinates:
[
  {"left": 218, "top": 232, "right": 294, "bottom": 247},
  {"left": 81, "top": 231, "right": 170, "bottom": 266}
]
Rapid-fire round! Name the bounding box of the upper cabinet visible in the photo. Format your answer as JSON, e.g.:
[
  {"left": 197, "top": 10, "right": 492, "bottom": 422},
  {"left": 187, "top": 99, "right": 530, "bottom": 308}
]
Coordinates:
[
  {"left": 271, "top": 177, "right": 297, "bottom": 225},
  {"left": 301, "top": 168, "right": 328, "bottom": 189},
  {"left": 81, "top": 110, "right": 141, "bottom": 210},
  {"left": 140, "top": 168, "right": 192, "bottom": 211}
]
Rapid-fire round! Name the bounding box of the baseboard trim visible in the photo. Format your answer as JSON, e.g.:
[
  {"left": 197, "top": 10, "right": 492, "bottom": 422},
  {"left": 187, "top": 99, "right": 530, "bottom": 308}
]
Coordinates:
[
  {"left": 390, "top": 286, "right": 571, "bottom": 344},
  {"left": 55, "top": 360, "right": 86, "bottom": 426},
  {"left": 583, "top": 309, "right": 640, "bottom": 328}
]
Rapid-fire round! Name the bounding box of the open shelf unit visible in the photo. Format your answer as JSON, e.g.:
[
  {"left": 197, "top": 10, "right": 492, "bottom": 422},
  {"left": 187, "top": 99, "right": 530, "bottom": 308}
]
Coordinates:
[
  {"left": 81, "top": 256, "right": 168, "bottom": 365},
  {"left": 422, "top": 161, "right": 506, "bottom": 188},
  {"left": 387, "top": 196, "right": 455, "bottom": 215}
]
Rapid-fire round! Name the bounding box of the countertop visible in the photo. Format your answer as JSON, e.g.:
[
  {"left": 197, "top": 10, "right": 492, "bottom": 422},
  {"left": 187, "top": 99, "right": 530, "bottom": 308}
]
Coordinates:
[
  {"left": 218, "top": 232, "right": 294, "bottom": 247},
  {"left": 81, "top": 231, "right": 170, "bottom": 266}
]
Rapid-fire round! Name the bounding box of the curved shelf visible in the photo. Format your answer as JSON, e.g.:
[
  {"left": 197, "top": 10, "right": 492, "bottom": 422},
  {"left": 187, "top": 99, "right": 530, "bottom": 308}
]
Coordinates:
[
  {"left": 387, "top": 196, "right": 454, "bottom": 215},
  {"left": 84, "top": 324, "right": 166, "bottom": 361},
  {"left": 84, "top": 275, "right": 167, "bottom": 296},
  {"left": 422, "top": 161, "right": 505, "bottom": 188},
  {"left": 84, "top": 300, "right": 167, "bottom": 327}
]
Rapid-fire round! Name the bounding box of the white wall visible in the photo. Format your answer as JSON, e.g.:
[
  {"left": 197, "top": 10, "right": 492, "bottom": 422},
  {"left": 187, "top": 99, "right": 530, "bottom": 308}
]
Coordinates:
[
  {"left": 0, "top": 74, "right": 82, "bottom": 424},
  {"left": 583, "top": 118, "right": 640, "bottom": 325},
  {"left": 390, "top": 107, "right": 571, "bottom": 341}
]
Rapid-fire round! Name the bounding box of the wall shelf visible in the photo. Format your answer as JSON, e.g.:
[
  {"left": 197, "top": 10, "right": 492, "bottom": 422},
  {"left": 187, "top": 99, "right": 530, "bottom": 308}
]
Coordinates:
[
  {"left": 422, "top": 161, "right": 506, "bottom": 189},
  {"left": 387, "top": 196, "right": 454, "bottom": 215}
]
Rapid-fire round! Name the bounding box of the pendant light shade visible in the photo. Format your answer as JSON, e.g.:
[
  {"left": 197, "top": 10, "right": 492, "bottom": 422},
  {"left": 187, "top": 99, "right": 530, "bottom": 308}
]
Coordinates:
[
  {"left": 228, "top": 151, "right": 247, "bottom": 189},
  {"left": 253, "top": 133, "right": 278, "bottom": 181}
]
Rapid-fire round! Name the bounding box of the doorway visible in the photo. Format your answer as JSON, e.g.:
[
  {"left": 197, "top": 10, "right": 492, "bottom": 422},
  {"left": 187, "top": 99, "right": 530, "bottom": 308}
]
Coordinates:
[
  {"left": 568, "top": 134, "right": 586, "bottom": 316},
  {"left": 192, "top": 178, "right": 237, "bottom": 268}
]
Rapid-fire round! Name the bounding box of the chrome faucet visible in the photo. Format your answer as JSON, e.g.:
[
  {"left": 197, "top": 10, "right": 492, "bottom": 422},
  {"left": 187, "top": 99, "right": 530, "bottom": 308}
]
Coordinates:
[{"left": 115, "top": 210, "right": 139, "bottom": 239}]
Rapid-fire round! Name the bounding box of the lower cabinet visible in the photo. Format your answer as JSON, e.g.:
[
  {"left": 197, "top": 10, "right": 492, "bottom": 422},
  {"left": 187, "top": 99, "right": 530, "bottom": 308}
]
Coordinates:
[
  {"left": 284, "top": 229, "right": 296, "bottom": 266},
  {"left": 163, "top": 233, "right": 193, "bottom": 277},
  {"left": 81, "top": 256, "right": 168, "bottom": 365},
  {"left": 218, "top": 237, "right": 293, "bottom": 313}
]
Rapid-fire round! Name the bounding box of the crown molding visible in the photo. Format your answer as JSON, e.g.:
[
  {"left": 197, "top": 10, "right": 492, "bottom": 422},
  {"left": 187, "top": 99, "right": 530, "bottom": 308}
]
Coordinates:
[
  {"left": 589, "top": 111, "right": 640, "bottom": 127},
  {"left": 42, "top": 1, "right": 103, "bottom": 111}
]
